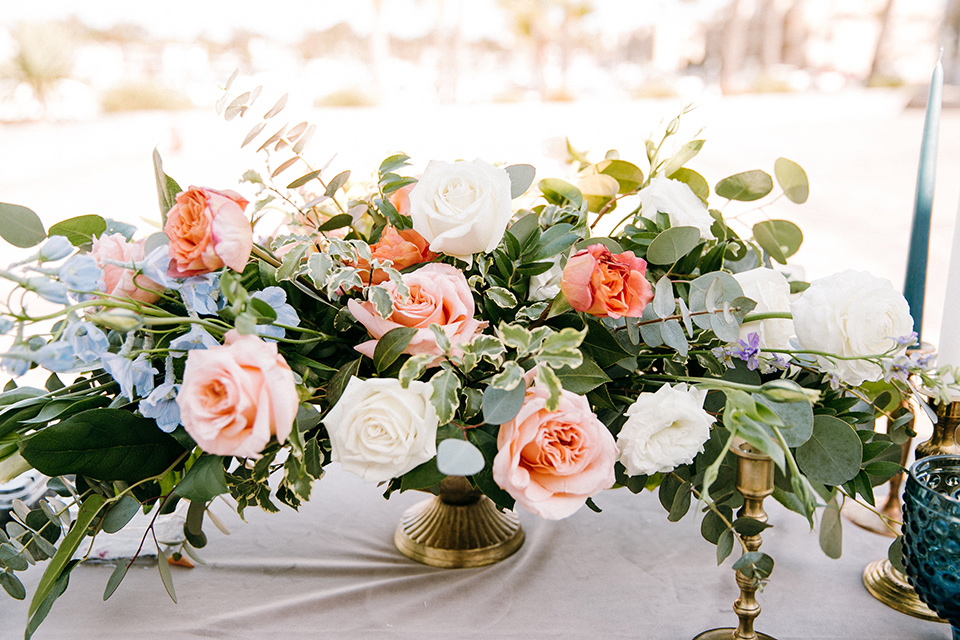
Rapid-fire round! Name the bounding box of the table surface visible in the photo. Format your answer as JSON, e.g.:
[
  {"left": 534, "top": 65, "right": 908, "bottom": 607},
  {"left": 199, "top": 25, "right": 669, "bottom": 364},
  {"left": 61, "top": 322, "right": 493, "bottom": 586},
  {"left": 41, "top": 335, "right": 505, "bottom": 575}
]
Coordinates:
[{"left": 0, "top": 466, "right": 952, "bottom": 640}]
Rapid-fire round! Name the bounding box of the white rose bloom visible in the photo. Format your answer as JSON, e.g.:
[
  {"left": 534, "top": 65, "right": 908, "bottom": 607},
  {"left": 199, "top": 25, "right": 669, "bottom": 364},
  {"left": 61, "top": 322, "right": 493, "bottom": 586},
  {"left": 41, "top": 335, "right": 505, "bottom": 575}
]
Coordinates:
[
  {"left": 790, "top": 269, "right": 913, "bottom": 386},
  {"left": 617, "top": 383, "right": 714, "bottom": 476},
  {"left": 323, "top": 377, "right": 439, "bottom": 483},
  {"left": 637, "top": 176, "right": 715, "bottom": 240},
  {"left": 733, "top": 267, "right": 794, "bottom": 350},
  {"left": 529, "top": 260, "right": 563, "bottom": 301},
  {"left": 408, "top": 159, "right": 513, "bottom": 259}
]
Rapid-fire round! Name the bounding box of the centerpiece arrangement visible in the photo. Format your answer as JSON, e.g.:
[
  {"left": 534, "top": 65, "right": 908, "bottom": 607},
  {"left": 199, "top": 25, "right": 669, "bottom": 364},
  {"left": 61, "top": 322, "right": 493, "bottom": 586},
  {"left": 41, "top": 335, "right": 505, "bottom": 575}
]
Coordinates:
[{"left": 0, "top": 81, "right": 953, "bottom": 638}]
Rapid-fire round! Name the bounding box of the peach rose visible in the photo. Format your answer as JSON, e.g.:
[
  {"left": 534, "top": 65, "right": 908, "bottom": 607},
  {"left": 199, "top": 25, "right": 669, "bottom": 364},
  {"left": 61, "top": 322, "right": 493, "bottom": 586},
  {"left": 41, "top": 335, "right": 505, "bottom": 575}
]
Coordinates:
[
  {"left": 560, "top": 244, "right": 653, "bottom": 319},
  {"left": 358, "top": 225, "right": 437, "bottom": 285},
  {"left": 347, "top": 262, "right": 485, "bottom": 359},
  {"left": 164, "top": 186, "right": 252, "bottom": 278},
  {"left": 90, "top": 233, "right": 163, "bottom": 304},
  {"left": 388, "top": 183, "right": 415, "bottom": 216},
  {"left": 493, "top": 380, "right": 617, "bottom": 519},
  {"left": 177, "top": 330, "right": 298, "bottom": 458}
]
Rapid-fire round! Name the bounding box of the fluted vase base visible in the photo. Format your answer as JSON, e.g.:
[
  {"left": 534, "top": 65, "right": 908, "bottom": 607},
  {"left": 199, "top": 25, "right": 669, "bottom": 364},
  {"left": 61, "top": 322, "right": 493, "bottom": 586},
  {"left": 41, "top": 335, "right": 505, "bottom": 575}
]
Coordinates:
[{"left": 862, "top": 558, "right": 944, "bottom": 622}]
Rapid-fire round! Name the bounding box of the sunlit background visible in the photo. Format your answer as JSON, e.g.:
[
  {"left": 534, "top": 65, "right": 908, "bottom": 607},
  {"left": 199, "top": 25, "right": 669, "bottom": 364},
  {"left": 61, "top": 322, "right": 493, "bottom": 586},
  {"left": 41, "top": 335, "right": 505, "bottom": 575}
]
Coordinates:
[{"left": 1, "top": 0, "right": 960, "bottom": 342}]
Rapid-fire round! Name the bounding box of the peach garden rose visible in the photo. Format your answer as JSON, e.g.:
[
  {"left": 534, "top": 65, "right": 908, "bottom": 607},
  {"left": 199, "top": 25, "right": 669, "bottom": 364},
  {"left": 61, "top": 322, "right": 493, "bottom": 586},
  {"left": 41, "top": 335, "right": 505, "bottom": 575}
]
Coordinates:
[
  {"left": 177, "top": 330, "right": 299, "bottom": 458},
  {"left": 356, "top": 225, "right": 437, "bottom": 285},
  {"left": 90, "top": 233, "right": 164, "bottom": 304},
  {"left": 164, "top": 186, "right": 253, "bottom": 278},
  {"left": 493, "top": 380, "right": 618, "bottom": 519},
  {"left": 347, "top": 262, "right": 485, "bottom": 359},
  {"left": 560, "top": 244, "right": 653, "bottom": 319}
]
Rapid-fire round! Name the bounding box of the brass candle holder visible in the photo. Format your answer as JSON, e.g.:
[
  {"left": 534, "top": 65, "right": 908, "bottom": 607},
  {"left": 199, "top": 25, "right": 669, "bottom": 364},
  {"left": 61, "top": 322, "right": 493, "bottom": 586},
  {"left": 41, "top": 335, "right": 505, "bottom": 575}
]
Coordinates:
[
  {"left": 394, "top": 475, "right": 524, "bottom": 568},
  {"left": 694, "top": 441, "right": 777, "bottom": 640},
  {"left": 862, "top": 398, "right": 960, "bottom": 622}
]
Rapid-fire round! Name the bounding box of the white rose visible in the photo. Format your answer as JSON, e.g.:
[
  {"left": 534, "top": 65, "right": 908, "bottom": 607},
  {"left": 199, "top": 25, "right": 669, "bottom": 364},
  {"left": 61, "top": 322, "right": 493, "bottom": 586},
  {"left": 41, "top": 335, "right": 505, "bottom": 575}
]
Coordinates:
[
  {"left": 408, "top": 158, "right": 513, "bottom": 259},
  {"left": 733, "top": 267, "right": 794, "bottom": 350},
  {"left": 529, "top": 260, "right": 562, "bottom": 301},
  {"left": 790, "top": 269, "right": 913, "bottom": 386},
  {"left": 323, "top": 377, "right": 439, "bottom": 483},
  {"left": 617, "top": 383, "right": 714, "bottom": 476},
  {"left": 637, "top": 176, "right": 715, "bottom": 240}
]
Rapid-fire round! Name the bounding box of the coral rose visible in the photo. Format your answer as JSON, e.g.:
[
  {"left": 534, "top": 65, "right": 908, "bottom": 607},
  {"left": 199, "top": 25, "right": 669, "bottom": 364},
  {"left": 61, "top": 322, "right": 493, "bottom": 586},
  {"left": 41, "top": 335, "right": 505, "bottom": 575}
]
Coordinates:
[
  {"left": 90, "top": 233, "right": 163, "bottom": 304},
  {"left": 493, "top": 380, "right": 617, "bottom": 519},
  {"left": 164, "top": 186, "right": 253, "bottom": 277},
  {"left": 560, "top": 244, "right": 653, "bottom": 318},
  {"left": 358, "top": 225, "right": 437, "bottom": 285},
  {"left": 348, "top": 262, "right": 485, "bottom": 359},
  {"left": 177, "top": 330, "right": 298, "bottom": 458}
]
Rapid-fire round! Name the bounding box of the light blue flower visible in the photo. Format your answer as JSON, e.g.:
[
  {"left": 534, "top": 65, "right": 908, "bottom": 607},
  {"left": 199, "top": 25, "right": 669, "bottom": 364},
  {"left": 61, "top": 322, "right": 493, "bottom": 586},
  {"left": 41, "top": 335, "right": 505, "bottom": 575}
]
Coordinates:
[
  {"left": 0, "top": 318, "right": 14, "bottom": 335},
  {"left": 140, "top": 381, "right": 181, "bottom": 432},
  {"left": 131, "top": 354, "right": 158, "bottom": 398},
  {"left": 180, "top": 275, "right": 221, "bottom": 316},
  {"left": 252, "top": 286, "right": 299, "bottom": 340},
  {"left": 58, "top": 254, "right": 102, "bottom": 293},
  {"left": 170, "top": 325, "right": 220, "bottom": 356},
  {"left": 102, "top": 352, "right": 157, "bottom": 400},
  {"left": 35, "top": 341, "right": 76, "bottom": 372},
  {"left": 64, "top": 321, "right": 109, "bottom": 362},
  {"left": 26, "top": 276, "right": 68, "bottom": 304},
  {"left": 142, "top": 246, "right": 180, "bottom": 290},
  {"left": 38, "top": 236, "right": 75, "bottom": 262},
  {"left": 0, "top": 344, "right": 33, "bottom": 377}
]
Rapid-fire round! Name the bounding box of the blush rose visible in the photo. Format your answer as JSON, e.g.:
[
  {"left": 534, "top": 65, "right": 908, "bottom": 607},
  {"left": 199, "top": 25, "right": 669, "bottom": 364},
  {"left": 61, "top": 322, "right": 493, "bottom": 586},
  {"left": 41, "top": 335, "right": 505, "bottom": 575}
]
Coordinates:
[
  {"left": 164, "top": 186, "right": 253, "bottom": 277},
  {"left": 493, "top": 381, "right": 617, "bottom": 519},
  {"left": 90, "top": 233, "right": 164, "bottom": 304},
  {"left": 177, "top": 330, "right": 299, "bottom": 458},
  {"left": 560, "top": 244, "right": 653, "bottom": 318},
  {"left": 347, "top": 262, "right": 485, "bottom": 359},
  {"left": 357, "top": 225, "right": 437, "bottom": 285}
]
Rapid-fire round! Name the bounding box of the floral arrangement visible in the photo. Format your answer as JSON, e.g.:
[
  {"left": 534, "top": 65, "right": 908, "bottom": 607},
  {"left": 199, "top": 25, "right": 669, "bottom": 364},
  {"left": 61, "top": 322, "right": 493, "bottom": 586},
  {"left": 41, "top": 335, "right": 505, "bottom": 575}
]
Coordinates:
[{"left": 0, "top": 86, "right": 953, "bottom": 636}]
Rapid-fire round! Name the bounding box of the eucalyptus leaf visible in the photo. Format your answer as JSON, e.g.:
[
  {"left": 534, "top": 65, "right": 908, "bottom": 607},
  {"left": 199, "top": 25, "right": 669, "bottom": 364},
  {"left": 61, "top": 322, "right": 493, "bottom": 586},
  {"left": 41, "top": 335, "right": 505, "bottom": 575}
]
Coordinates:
[
  {"left": 0, "top": 203, "right": 45, "bottom": 248},
  {"left": 505, "top": 164, "right": 536, "bottom": 198},
  {"left": 660, "top": 139, "right": 705, "bottom": 177},
  {"left": 436, "top": 439, "right": 485, "bottom": 476},
  {"left": 796, "top": 415, "right": 863, "bottom": 486},
  {"left": 102, "top": 561, "right": 129, "bottom": 601},
  {"left": 668, "top": 168, "right": 709, "bottom": 202},
  {"left": 660, "top": 319, "right": 688, "bottom": 356},
  {"left": 539, "top": 178, "right": 583, "bottom": 208},
  {"left": 49, "top": 215, "right": 107, "bottom": 247},
  {"left": 100, "top": 495, "right": 141, "bottom": 534},
  {"left": 715, "top": 170, "right": 774, "bottom": 202},
  {"left": 156, "top": 548, "right": 177, "bottom": 603},
  {"left": 653, "top": 276, "right": 675, "bottom": 318},
  {"left": 597, "top": 159, "right": 644, "bottom": 194},
  {"left": 482, "top": 383, "right": 526, "bottom": 425},
  {"left": 0, "top": 570, "right": 25, "bottom": 600},
  {"left": 753, "top": 220, "right": 803, "bottom": 265},
  {"left": 774, "top": 157, "right": 809, "bottom": 204},
  {"left": 646, "top": 226, "right": 701, "bottom": 265},
  {"left": 819, "top": 500, "right": 843, "bottom": 559},
  {"left": 174, "top": 455, "right": 228, "bottom": 503}
]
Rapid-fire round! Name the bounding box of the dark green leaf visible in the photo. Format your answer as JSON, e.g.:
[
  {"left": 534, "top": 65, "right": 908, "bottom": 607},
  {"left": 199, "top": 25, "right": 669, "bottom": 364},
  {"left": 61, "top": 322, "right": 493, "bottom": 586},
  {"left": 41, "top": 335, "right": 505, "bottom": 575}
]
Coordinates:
[
  {"left": 0, "top": 203, "right": 45, "bottom": 248},
  {"left": 20, "top": 409, "right": 186, "bottom": 483},
  {"left": 796, "top": 415, "right": 863, "bottom": 486},
  {"left": 400, "top": 458, "right": 445, "bottom": 492},
  {"left": 863, "top": 460, "right": 903, "bottom": 480},
  {"left": 554, "top": 357, "right": 610, "bottom": 394},
  {"left": 667, "top": 481, "right": 692, "bottom": 521},
  {"left": 774, "top": 157, "right": 809, "bottom": 204},
  {"left": 0, "top": 543, "right": 27, "bottom": 571},
  {"left": 100, "top": 495, "right": 141, "bottom": 534},
  {"left": 26, "top": 560, "right": 74, "bottom": 640},
  {"left": 373, "top": 327, "right": 417, "bottom": 374},
  {"left": 286, "top": 170, "right": 322, "bottom": 190},
  {"left": 888, "top": 536, "right": 905, "bottom": 573},
  {"left": 717, "top": 528, "right": 734, "bottom": 564},
  {"left": 317, "top": 214, "right": 354, "bottom": 232},
  {"left": 646, "top": 226, "right": 701, "bottom": 265},
  {"left": 539, "top": 178, "right": 583, "bottom": 208},
  {"left": 102, "top": 561, "right": 129, "bottom": 601},
  {"left": 715, "top": 170, "right": 773, "bottom": 202},
  {"left": 506, "top": 164, "right": 536, "bottom": 198},
  {"left": 732, "top": 516, "right": 772, "bottom": 537},
  {"left": 378, "top": 154, "right": 411, "bottom": 176},
  {"left": 466, "top": 428, "right": 515, "bottom": 510},
  {"left": 326, "top": 358, "right": 361, "bottom": 408},
  {"left": 0, "top": 570, "right": 25, "bottom": 600},
  {"left": 482, "top": 382, "right": 526, "bottom": 425},
  {"left": 755, "top": 396, "right": 813, "bottom": 448},
  {"left": 175, "top": 455, "right": 228, "bottom": 503},
  {"left": 49, "top": 215, "right": 107, "bottom": 247}
]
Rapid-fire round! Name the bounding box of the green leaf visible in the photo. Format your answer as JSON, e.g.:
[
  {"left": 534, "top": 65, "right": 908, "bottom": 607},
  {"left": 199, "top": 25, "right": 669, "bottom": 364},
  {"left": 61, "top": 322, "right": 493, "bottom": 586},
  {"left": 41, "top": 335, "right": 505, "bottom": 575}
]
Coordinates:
[
  {"left": 429, "top": 369, "right": 461, "bottom": 425},
  {"left": 732, "top": 516, "right": 773, "bottom": 537},
  {"left": 554, "top": 357, "right": 610, "bottom": 394},
  {"left": 753, "top": 220, "right": 803, "bottom": 265},
  {"left": 0, "top": 203, "right": 46, "bottom": 248},
  {"left": 796, "top": 415, "right": 863, "bottom": 486},
  {"left": 667, "top": 481, "right": 692, "bottom": 522},
  {"left": 103, "top": 561, "right": 129, "bottom": 601},
  {"left": 156, "top": 548, "right": 177, "bottom": 603},
  {"left": 20, "top": 409, "right": 186, "bottom": 482},
  {"left": 317, "top": 214, "right": 353, "bottom": 232},
  {"left": 175, "top": 455, "right": 229, "bottom": 503},
  {"left": 487, "top": 286, "right": 518, "bottom": 308},
  {"left": 324, "top": 170, "right": 351, "bottom": 198},
  {"left": 436, "top": 438, "right": 485, "bottom": 476},
  {"left": 466, "top": 428, "right": 515, "bottom": 510},
  {"left": 597, "top": 159, "right": 644, "bottom": 194},
  {"left": 0, "top": 543, "right": 27, "bottom": 571},
  {"left": 379, "top": 154, "right": 411, "bottom": 176},
  {"left": 489, "top": 361, "right": 525, "bottom": 391},
  {"left": 373, "top": 327, "right": 417, "bottom": 374},
  {"left": 774, "top": 157, "right": 809, "bottom": 204},
  {"left": 152, "top": 149, "right": 181, "bottom": 221},
  {"left": 660, "top": 139, "right": 705, "bottom": 177},
  {"left": 715, "top": 170, "right": 774, "bottom": 202},
  {"left": 276, "top": 242, "right": 308, "bottom": 281},
  {"left": 864, "top": 460, "right": 903, "bottom": 480},
  {"left": 0, "top": 570, "right": 25, "bottom": 600},
  {"left": 539, "top": 178, "right": 583, "bottom": 208},
  {"left": 646, "top": 226, "right": 701, "bottom": 265},
  {"left": 482, "top": 382, "right": 526, "bottom": 425},
  {"left": 717, "top": 528, "right": 735, "bottom": 564},
  {"left": 659, "top": 319, "right": 688, "bottom": 356},
  {"left": 688, "top": 272, "right": 744, "bottom": 330},
  {"left": 505, "top": 164, "right": 536, "bottom": 198},
  {"left": 819, "top": 500, "right": 843, "bottom": 559},
  {"left": 286, "top": 170, "right": 322, "bottom": 190},
  {"left": 48, "top": 215, "right": 107, "bottom": 247},
  {"left": 668, "top": 168, "right": 709, "bottom": 201},
  {"left": 26, "top": 560, "right": 74, "bottom": 640},
  {"left": 30, "top": 494, "right": 105, "bottom": 616},
  {"left": 755, "top": 396, "right": 814, "bottom": 448},
  {"left": 888, "top": 536, "right": 905, "bottom": 573},
  {"left": 326, "top": 358, "right": 361, "bottom": 408},
  {"left": 400, "top": 458, "right": 445, "bottom": 492},
  {"left": 653, "top": 275, "right": 675, "bottom": 318},
  {"left": 100, "top": 495, "right": 141, "bottom": 534}
]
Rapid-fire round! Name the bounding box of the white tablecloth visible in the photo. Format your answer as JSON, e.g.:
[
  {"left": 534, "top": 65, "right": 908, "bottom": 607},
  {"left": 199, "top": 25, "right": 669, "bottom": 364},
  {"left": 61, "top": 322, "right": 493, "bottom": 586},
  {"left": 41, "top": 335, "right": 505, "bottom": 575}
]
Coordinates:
[{"left": 1, "top": 466, "right": 951, "bottom": 640}]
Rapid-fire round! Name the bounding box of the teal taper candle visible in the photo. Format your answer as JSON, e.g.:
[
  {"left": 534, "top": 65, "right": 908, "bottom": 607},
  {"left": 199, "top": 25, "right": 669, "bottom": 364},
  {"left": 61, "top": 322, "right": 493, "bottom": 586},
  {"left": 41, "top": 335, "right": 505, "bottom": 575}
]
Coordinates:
[{"left": 903, "top": 53, "right": 943, "bottom": 341}]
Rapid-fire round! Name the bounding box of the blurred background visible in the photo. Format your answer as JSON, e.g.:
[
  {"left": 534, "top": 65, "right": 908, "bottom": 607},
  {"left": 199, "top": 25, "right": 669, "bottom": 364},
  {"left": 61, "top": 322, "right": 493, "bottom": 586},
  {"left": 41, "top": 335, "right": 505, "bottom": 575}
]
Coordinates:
[{"left": 1, "top": 0, "right": 959, "bottom": 344}]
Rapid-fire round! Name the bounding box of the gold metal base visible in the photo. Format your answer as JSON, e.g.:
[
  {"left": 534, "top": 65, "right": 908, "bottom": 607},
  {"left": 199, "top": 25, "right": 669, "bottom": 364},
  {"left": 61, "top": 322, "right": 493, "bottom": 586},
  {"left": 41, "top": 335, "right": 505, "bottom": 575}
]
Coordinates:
[
  {"left": 862, "top": 558, "right": 945, "bottom": 622},
  {"left": 692, "top": 628, "right": 775, "bottom": 639},
  {"left": 393, "top": 489, "right": 524, "bottom": 568}
]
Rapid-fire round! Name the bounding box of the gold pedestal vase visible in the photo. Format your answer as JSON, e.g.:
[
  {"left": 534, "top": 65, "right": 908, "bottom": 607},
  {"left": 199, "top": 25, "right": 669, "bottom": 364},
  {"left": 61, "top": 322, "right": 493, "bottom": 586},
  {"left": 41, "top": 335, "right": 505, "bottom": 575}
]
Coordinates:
[
  {"left": 694, "top": 442, "right": 777, "bottom": 640},
  {"left": 393, "top": 475, "right": 524, "bottom": 568},
  {"left": 862, "top": 399, "right": 960, "bottom": 622}
]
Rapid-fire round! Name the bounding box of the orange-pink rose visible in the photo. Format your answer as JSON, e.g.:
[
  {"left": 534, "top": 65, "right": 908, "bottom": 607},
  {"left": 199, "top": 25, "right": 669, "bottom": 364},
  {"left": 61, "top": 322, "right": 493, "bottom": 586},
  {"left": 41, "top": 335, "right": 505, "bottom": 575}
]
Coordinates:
[
  {"left": 357, "top": 225, "right": 437, "bottom": 285},
  {"left": 164, "top": 186, "right": 253, "bottom": 278},
  {"left": 493, "top": 379, "right": 617, "bottom": 519},
  {"left": 560, "top": 244, "right": 653, "bottom": 319},
  {"left": 177, "top": 330, "right": 299, "bottom": 458},
  {"left": 347, "top": 262, "right": 485, "bottom": 359},
  {"left": 90, "top": 233, "right": 163, "bottom": 304}
]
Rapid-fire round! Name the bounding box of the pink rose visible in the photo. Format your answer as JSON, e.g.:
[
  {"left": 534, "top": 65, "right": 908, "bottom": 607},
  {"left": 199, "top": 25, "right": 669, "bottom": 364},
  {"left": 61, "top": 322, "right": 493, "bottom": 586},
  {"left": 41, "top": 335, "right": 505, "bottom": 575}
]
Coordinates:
[
  {"left": 177, "top": 330, "right": 298, "bottom": 458},
  {"left": 164, "top": 186, "right": 252, "bottom": 277},
  {"left": 90, "top": 233, "right": 163, "bottom": 304},
  {"left": 347, "top": 262, "right": 485, "bottom": 359},
  {"left": 560, "top": 244, "right": 653, "bottom": 319},
  {"left": 493, "top": 380, "right": 617, "bottom": 519}
]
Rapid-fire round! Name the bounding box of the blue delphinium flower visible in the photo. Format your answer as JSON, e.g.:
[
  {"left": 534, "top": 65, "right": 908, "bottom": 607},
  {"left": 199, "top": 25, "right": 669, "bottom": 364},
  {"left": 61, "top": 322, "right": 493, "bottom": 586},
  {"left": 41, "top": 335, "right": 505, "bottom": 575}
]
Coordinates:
[
  {"left": 731, "top": 332, "right": 761, "bottom": 371},
  {"left": 38, "top": 236, "right": 75, "bottom": 262},
  {"left": 170, "top": 325, "right": 220, "bottom": 356},
  {"left": 180, "top": 274, "right": 221, "bottom": 316},
  {"left": 131, "top": 354, "right": 158, "bottom": 398},
  {"left": 140, "top": 357, "right": 180, "bottom": 433},
  {"left": 101, "top": 352, "right": 136, "bottom": 400},
  {"left": 35, "top": 341, "right": 76, "bottom": 372},
  {"left": 142, "top": 246, "right": 180, "bottom": 290},
  {"left": 58, "top": 254, "right": 102, "bottom": 293},
  {"left": 1, "top": 344, "right": 33, "bottom": 377},
  {"left": 26, "top": 276, "right": 68, "bottom": 304},
  {"left": 0, "top": 318, "right": 13, "bottom": 335},
  {"left": 252, "top": 286, "right": 300, "bottom": 340},
  {"left": 64, "top": 320, "right": 109, "bottom": 362}
]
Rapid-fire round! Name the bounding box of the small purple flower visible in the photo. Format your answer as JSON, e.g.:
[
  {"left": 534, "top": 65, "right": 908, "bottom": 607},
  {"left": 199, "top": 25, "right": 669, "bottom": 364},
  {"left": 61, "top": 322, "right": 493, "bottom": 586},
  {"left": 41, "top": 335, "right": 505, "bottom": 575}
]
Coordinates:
[
  {"left": 891, "top": 332, "right": 919, "bottom": 347},
  {"left": 711, "top": 345, "right": 735, "bottom": 369},
  {"left": 731, "top": 332, "right": 761, "bottom": 371}
]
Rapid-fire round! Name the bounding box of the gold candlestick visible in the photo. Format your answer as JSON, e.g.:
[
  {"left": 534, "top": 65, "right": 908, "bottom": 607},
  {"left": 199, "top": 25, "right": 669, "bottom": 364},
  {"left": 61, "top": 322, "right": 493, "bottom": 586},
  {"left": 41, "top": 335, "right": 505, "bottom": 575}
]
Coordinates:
[
  {"left": 862, "top": 398, "right": 959, "bottom": 622},
  {"left": 694, "top": 441, "right": 777, "bottom": 640}
]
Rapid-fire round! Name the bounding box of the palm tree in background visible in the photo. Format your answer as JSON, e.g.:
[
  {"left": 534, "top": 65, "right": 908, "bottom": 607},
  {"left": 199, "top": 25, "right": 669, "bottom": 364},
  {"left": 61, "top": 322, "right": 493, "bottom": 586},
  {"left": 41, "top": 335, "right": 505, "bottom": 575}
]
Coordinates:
[{"left": 5, "top": 22, "right": 76, "bottom": 115}]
